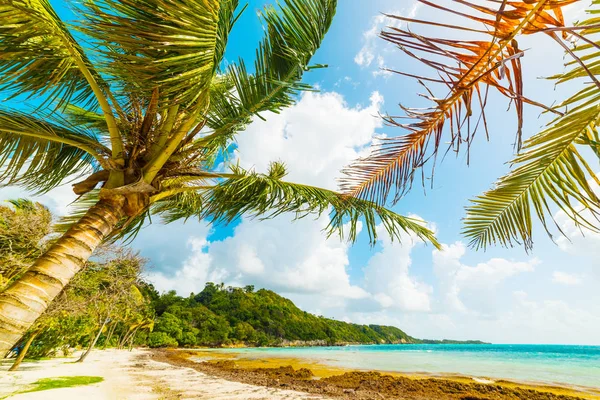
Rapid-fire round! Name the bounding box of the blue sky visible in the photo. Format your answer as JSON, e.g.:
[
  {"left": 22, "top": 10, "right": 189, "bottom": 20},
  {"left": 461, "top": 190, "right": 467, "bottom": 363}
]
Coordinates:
[{"left": 1, "top": 0, "right": 599, "bottom": 344}]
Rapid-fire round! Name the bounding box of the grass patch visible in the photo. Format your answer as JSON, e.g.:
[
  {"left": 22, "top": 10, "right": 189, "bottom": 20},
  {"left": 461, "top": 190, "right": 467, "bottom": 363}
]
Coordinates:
[{"left": 3, "top": 376, "right": 103, "bottom": 398}]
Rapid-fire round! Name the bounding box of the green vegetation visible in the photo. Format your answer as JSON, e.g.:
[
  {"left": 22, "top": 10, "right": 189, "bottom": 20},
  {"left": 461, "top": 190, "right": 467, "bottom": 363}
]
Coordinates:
[
  {"left": 142, "top": 282, "right": 485, "bottom": 348},
  {"left": 144, "top": 282, "right": 416, "bottom": 347},
  {"left": 2, "top": 206, "right": 153, "bottom": 370},
  {"left": 5, "top": 376, "right": 103, "bottom": 398},
  {"left": 0, "top": 200, "right": 52, "bottom": 290},
  {"left": 22, "top": 376, "right": 104, "bottom": 393}
]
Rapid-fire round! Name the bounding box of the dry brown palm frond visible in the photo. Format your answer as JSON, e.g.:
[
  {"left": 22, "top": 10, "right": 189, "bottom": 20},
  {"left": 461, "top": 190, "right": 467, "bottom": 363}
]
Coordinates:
[{"left": 340, "top": 0, "right": 577, "bottom": 205}]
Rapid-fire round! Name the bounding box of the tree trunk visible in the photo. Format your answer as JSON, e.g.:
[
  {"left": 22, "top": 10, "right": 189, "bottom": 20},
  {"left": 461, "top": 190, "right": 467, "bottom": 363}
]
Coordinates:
[
  {"left": 127, "top": 326, "right": 140, "bottom": 351},
  {"left": 103, "top": 322, "right": 117, "bottom": 349},
  {"left": 119, "top": 327, "right": 135, "bottom": 350},
  {"left": 117, "top": 332, "right": 127, "bottom": 350},
  {"left": 76, "top": 318, "right": 108, "bottom": 362},
  {"left": 8, "top": 329, "right": 40, "bottom": 372},
  {"left": 0, "top": 198, "right": 125, "bottom": 356},
  {"left": 77, "top": 318, "right": 108, "bottom": 363}
]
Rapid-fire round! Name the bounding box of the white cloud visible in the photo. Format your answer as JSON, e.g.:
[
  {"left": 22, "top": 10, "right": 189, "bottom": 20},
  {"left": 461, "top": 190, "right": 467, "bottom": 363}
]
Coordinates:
[
  {"left": 145, "top": 225, "right": 228, "bottom": 296},
  {"left": 552, "top": 271, "right": 583, "bottom": 286},
  {"left": 210, "top": 214, "right": 369, "bottom": 299},
  {"left": 146, "top": 213, "right": 370, "bottom": 300},
  {"left": 354, "top": 3, "right": 421, "bottom": 75},
  {"left": 354, "top": 13, "right": 383, "bottom": 68},
  {"left": 552, "top": 175, "right": 600, "bottom": 282},
  {"left": 362, "top": 221, "right": 433, "bottom": 312},
  {"left": 433, "top": 242, "right": 538, "bottom": 316},
  {"left": 500, "top": 291, "right": 600, "bottom": 344},
  {"left": 235, "top": 90, "right": 384, "bottom": 190},
  {"left": 555, "top": 209, "right": 600, "bottom": 258}
]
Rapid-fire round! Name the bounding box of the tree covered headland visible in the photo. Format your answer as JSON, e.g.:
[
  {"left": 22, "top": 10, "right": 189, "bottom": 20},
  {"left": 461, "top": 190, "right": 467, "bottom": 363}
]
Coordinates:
[{"left": 141, "top": 282, "right": 419, "bottom": 348}]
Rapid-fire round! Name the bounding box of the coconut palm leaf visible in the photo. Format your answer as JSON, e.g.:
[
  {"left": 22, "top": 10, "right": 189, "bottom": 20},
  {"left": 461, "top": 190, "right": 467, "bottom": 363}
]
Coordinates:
[
  {"left": 155, "top": 162, "right": 440, "bottom": 247},
  {"left": 62, "top": 105, "right": 109, "bottom": 133},
  {"left": 0, "top": 0, "right": 108, "bottom": 110},
  {"left": 464, "top": 4, "right": 600, "bottom": 250},
  {"left": 0, "top": 109, "right": 109, "bottom": 192},
  {"left": 183, "top": 0, "right": 336, "bottom": 161},
  {"left": 340, "top": 0, "right": 574, "bottom": 205},
  {"left": 79, "top": 0, "right": 225, "bottom": 108}
]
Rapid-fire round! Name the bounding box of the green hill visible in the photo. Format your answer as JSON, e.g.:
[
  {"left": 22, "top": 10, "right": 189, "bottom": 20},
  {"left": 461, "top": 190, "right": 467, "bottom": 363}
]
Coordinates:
[{"left": 140, "top": 282, "right": 485, "bottom": 348}]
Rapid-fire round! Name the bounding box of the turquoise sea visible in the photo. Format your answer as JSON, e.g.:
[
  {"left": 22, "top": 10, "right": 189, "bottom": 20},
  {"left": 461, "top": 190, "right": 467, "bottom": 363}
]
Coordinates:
[{"left": 214, "top": 344, "right": 600, "bottom": 388}]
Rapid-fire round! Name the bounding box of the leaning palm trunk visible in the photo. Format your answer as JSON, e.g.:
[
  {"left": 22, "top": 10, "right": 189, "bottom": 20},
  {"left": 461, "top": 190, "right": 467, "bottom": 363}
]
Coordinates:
[
  {"left": 126, "top": 325, "right": 141, "bottom": 351},
  {"left": 0, "top": 198, "right": 125, "bottom": 356},
  {"left": 8, "top": 329, "right": 41, "bottom": 371},
  {"left": 102, "top": 321, "right": 117, "bottom": 349},
  {"left": 77, "top": 317, "right": 109, "bottom": 363}
]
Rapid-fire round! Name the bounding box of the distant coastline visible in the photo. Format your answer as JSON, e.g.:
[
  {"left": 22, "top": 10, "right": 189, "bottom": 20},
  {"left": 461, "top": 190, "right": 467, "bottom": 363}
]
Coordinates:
[
  {"left": 145, "top": 282, "right": 489, "bottom": 349},
  {"left": 217, "top": 339, "right": 490, "bottom": 349}
]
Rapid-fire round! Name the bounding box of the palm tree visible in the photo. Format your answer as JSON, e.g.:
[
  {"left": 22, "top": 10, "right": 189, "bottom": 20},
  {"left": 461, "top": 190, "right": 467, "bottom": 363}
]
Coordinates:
[
  {"left": 0, "top": 0, "right": 439, "bottom": 355},
  {"left": 341, "top": 0, "right": 600, "bottom": 250}
]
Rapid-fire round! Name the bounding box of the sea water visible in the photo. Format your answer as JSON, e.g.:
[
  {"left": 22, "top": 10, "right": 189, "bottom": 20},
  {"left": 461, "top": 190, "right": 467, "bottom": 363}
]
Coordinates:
[{"left": 214, "top": 344, "right": 600, "bottom": 388}]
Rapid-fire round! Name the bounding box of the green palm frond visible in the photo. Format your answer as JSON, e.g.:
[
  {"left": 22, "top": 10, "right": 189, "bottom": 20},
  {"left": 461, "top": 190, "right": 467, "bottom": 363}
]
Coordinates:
[
  {"left": 189, "top": 0, "right": 336, "bottom": 160},
  {"left": 79, "top": 0, "right": 223, "bottom": 107},
  {"left": 157, "top": 162, "right": 439, "bottom": 247},
  {"left": 0, "top": 109, "right": 108, "bottom": 193},
  {"left": 153, "top": 190, "right": 206, "bottom": 223},
  {"left": 0, "top": 0, "right": 103, "bottom": 109},
  {"left": 464, "top": 5, "right": 600, "bottom": 250},
  {"left": 53, "top": 190, "right": 101, "bottom": 234},
  {"left": 214, "top": 0, "right": 246, "bottom": 73},
  {"left": 63, "top": 105, "right": 109, "bottom": 133}
]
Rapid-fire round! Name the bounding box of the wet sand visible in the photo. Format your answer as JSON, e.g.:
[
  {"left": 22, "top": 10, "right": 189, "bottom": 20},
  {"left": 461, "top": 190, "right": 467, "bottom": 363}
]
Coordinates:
[{"left": 151, "top": 348, "right": 600, "bottom": 400}]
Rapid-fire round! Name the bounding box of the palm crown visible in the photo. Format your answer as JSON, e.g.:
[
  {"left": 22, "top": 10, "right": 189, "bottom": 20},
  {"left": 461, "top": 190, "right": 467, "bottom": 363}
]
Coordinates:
[{"left": 0, "top": 0, "right": 438, "bottom": 355}]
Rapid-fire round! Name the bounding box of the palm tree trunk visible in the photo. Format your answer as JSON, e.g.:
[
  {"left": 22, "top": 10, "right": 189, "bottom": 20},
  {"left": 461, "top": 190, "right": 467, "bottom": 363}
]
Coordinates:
[
  {"left": 0, "top": 198, "right": 125, "bottom": 356},
  {"left": 8, "top": 329, "right": 41, "bottom": 372},
  {"left": 102, "top": 322, "right": 117, "bottom": 349},
  {"left": 77, "top": 318, "right": 108, "bottom": 363},
  {"left": 117, "top": 332, "right": 127, "bottom": 349},
  {"left": 118, "top": 328, "right": 134, "bottom": 349},
  {"left": 127, "top": 326, "right": 140, "bottom": 351}
]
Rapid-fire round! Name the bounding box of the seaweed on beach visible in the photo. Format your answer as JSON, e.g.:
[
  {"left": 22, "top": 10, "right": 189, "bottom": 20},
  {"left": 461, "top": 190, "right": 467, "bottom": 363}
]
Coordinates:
[{"left": 151, "top": 349, "right": 590, "bottom": 400}]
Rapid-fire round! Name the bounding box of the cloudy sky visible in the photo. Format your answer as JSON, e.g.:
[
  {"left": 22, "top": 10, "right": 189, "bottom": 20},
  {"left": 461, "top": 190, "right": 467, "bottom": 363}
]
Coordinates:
[{"left": 2, "top": 0, "right": 599, "bottom": 344}]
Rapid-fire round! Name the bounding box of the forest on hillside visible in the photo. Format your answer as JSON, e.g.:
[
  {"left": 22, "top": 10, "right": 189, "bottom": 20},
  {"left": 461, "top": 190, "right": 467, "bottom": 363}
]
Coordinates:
[{"left": 142, "top": 282, "right": 420, "bottom": 347}]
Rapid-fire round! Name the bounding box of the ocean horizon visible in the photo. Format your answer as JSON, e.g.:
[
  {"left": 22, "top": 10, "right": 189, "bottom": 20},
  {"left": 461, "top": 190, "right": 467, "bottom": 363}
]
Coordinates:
[{"left": 210, "top": 343, "right": 600, "bottom": 388}]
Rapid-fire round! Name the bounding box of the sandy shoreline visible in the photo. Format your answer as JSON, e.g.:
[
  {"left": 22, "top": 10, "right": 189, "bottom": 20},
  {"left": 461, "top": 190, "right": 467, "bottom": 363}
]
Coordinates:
[
  {"left": 0, "top": 349, "right": 327, "bottom": 399},
  {"left": 1, "top": 348, "right": 598, "bottom": 399}
]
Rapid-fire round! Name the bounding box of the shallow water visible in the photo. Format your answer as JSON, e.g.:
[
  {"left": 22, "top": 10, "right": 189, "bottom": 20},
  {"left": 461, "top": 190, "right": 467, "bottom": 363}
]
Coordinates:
[{"left": 210, "top": 344, "right": 600, "bottom": 388}]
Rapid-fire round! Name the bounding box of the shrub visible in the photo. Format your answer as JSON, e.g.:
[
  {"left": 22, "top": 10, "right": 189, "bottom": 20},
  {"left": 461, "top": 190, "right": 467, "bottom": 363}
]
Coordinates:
[{"left": 147, "top": 332, "right": 178, "bottom": 348}]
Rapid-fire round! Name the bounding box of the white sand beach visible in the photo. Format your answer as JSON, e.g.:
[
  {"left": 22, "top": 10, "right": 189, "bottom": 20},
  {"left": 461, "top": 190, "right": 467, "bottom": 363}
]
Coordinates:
[{"left": 0, "top": 349, "right": 327, "bottom": 400}]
